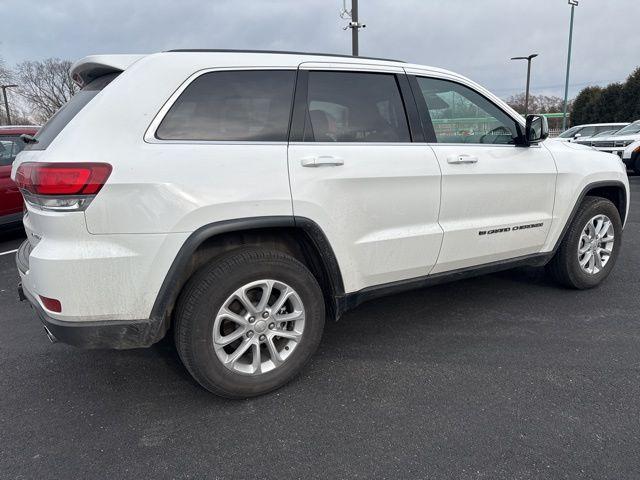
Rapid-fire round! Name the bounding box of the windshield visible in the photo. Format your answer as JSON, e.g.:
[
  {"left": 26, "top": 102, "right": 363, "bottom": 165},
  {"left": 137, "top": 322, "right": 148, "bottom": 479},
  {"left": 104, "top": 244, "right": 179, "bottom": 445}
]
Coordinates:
[
  {"left": 614, "top": 122, "right": 640, "bottom": 136},
  {"left": 592, "top": 130, "right": 617, "bottom": 138},
  {"left": 559, "top": 126, "right": 581, "bottom": 138}
]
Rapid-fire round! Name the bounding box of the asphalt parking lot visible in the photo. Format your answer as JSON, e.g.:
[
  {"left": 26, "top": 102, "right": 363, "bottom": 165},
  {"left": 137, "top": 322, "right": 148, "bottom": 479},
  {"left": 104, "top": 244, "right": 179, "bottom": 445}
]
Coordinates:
[{"left": 1, "top": 177, "right": 639, "bottom": 480}]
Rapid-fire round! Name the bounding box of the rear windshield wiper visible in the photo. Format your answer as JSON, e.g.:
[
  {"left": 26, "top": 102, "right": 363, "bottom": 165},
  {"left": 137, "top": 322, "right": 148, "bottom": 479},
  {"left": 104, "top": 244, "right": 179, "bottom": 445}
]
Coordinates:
[{"left": 20, "top": 134, "right": 38, "bottom": 144}]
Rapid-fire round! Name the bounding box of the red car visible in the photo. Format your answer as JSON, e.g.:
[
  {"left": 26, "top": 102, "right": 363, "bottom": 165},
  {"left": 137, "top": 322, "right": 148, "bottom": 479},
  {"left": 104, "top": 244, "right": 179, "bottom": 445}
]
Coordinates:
[{"left": 0, "top": 125, "right": 39, "bottom": 227}]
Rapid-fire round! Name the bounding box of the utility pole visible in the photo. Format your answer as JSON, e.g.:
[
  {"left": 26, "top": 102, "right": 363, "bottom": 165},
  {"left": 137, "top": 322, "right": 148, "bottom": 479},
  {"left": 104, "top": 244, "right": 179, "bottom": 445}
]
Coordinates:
[
  {"left": 0, "top": 84, "right": 17, "bottom": 126},
  {"left": 341, "top": 0, "right": 366, "bottom": 56},
  {"left": 562, "top": 0, "right": 579, "bottom": 130},
  {"left": 511, "top": 54, "right": 538, "bottom": 116},
  {"left": 351, "top": 0, "right": 359, "bottom": 56}
]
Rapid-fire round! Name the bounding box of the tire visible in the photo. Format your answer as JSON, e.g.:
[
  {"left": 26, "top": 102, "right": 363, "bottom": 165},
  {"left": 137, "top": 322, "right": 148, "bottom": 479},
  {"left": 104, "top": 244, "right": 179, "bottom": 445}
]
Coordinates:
[
  {"left": 547, "top": 196, "right": 622, "bottom": 289},
  {"left": 633, "top": 156, "right": 640, "bottom": 175},
  {"left": 174, "top": 247, "right": 325, "bottom": 398}
]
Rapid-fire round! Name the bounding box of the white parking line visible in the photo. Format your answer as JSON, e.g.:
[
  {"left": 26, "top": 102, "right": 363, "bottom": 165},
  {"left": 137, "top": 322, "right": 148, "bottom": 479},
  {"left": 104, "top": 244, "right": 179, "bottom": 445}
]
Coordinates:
[{"left": 0, "top": 249, "right": 18, "bottom": 256}]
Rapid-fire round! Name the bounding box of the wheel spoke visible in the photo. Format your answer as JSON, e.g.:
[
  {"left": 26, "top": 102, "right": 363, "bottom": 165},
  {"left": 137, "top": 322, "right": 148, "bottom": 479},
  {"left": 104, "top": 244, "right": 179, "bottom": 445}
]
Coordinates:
[
  {"left": 599, "top": 220, "right": 611, "bottom": 239},
  {"left": 214, "top": 327, "right": 246, "bottom": 346},
  {"left": 236, "top": 288, "right": 258, "bottom": 315},
  {"left": 594, "top": 250, "right": 603, "bottom": 270},
  {"left": 274, "top": 310, "right": 304, "bottom": 323},
  {"left": 593, "top": 217, "right": 604, "bottom": 236},
  {"left": 225, "top": 338, "right": 253, "bottom": 366},
  {"left": 266, "top": 337, "right": 283, "bottom": 366},
  {"left": 270, "top": 287, "right": 294, "bottom": 314},
  {"left": 275, "top": 329, "right": 302, "bottom": 342},
  {"left": 578, "top": 241, "right": 590, "bottom": 254},
  {"left": 255, "top": 280, "right": 274, "bottom": 312},
  {"left": 218, "top": 307, "right": 248, "bottom": 326},
  {"left": 588, "top": 253, "right": 596, "bottom": 273},
  {"left": 251, "top": 343, "right": 262, "bottom": 374},
  {"left": 579, "top": 250, "right": 592, "bottom": 267}
]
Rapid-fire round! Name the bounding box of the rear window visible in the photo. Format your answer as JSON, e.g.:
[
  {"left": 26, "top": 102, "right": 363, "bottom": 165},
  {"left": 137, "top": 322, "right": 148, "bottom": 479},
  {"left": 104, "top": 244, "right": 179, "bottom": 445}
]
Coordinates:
[
  {"left": 25, "top": 73, "right": 119, "bottom": 151},
  {"left": 156, "top": 70, "right": 296, "bottom": 142},
  {"left": 0, "top": 135, "right": 26, "bottom": 166}
]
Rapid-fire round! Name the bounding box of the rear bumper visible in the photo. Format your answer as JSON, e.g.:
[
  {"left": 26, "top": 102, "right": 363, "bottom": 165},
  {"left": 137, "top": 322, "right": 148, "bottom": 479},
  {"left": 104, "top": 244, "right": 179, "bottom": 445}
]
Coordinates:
[{"left": 16, "top": 240, "right": 167, "bottom": 349}]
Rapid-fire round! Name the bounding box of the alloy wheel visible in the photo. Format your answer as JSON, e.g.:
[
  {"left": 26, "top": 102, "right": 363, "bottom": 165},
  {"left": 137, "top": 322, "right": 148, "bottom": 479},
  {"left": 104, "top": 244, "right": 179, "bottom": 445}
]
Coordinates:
[
  {"left": 577, "top": 214, "right": 615, "bottom": 275},
  {"left": 212, "top": 279, "right": 305, "bottom": 375}
]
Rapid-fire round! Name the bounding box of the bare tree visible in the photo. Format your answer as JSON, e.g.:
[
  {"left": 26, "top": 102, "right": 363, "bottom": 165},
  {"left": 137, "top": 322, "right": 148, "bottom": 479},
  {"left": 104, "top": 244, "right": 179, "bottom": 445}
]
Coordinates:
[
  {"left": 16, "top": 58, "right": 78, "bottom": 123},
  {"left": 506, "top": 93, "right": 570, "bottom": 115}
]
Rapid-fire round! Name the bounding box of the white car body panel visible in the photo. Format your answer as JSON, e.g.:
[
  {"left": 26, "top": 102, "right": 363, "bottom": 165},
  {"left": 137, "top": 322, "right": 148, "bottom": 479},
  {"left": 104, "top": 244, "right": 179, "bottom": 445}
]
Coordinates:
[
  {"left": 429, "top": 144, "right": 556, "bottom": 273},
  {"left": 540, "top": 141, "right": 629, "bottom": 252},
  {"left": 288, "top": 142, "right": 443, "bottom": 291}
]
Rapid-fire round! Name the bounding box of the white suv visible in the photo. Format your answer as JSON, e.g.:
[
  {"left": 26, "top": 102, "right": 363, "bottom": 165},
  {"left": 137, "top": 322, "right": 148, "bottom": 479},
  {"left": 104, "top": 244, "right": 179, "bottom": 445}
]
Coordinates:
[
  {"left": 13, "top": 50, "right": 629, "bottom": 398},
  {"left": 589, "top": 120, "right": 640, "bottom": 173}
]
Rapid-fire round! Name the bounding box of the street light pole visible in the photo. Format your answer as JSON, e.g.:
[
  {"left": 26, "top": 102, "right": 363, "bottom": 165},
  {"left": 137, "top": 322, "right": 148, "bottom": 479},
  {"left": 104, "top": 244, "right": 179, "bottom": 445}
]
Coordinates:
[
  {"left": 0, "top": 84, "right": 18, "bottom": 126},
  {"left": 511, "top": 54, "right": 538, "bottom": 116},
  {"left": 562, "top": 0, "right": 579, "bottom": 130}
]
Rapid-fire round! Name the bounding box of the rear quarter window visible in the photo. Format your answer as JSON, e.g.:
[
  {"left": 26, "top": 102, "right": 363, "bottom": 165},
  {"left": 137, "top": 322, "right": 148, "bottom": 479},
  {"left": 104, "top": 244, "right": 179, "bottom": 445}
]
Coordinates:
[
  {"left": 155, "top": 70, "right": 296, "bottom": 142},
  {"left": 25, "top": 73, "right": 119, "bottom": 151}
]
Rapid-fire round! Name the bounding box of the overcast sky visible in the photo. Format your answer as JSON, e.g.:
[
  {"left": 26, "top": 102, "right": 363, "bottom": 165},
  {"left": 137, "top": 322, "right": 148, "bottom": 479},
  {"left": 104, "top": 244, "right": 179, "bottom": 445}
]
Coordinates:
[{"left": 1, "top": 0, "right": 637, "bottom": 99}]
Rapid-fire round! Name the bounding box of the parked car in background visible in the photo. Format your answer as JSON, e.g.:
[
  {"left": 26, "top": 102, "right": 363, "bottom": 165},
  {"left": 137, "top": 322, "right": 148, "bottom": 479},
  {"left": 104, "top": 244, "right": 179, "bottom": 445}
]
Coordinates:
[
  {"left": 0, "top": 126, "right": 39, "bottom": 228},
  {"left": 591, "top": 120, "right": 640, "bottom": 173},
  {"left": 554, "top": 123, "right": 629, "bottom": 142},
  {"left": 576, "top": 129, "right": 623, "bottom": 146}
]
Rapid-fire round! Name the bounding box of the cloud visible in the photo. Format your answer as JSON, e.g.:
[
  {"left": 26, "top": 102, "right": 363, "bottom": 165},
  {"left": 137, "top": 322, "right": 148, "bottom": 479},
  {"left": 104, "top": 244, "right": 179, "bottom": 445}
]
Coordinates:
[{"left": 1, "top": 0, "right": 636, "bottom": 99}]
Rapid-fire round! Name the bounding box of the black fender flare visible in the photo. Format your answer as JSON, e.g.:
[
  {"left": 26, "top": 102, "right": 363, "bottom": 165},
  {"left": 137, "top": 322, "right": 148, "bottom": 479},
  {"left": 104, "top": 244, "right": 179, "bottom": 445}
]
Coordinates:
[
  {"left": 149, "top": 216, "right": 345, "bottom": 324},
  {"left": 550, "top": 179, "right": 628, "bottom": 254}
]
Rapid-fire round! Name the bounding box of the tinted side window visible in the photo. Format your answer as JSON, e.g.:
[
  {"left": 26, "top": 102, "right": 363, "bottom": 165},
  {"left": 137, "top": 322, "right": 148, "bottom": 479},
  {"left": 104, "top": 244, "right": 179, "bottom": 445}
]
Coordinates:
[
  {"left": 415, "top": 77, "right": 519, "bottom": 145},
  {"left": 303, "top": 71, "right": 410, "bottom": 143},
  {"left": 157, "top": 70, "right": 296, "bottom": 142},
  {"left": 26, "top": 73, "right": 119, "bottom": 151},
  {"left": 0, "top": 136, "right": 26, "bottom": 166}
]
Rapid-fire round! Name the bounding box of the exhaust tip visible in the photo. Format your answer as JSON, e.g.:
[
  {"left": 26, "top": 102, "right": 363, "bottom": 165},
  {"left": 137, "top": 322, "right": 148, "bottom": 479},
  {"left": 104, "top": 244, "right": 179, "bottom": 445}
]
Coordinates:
[{"left": 43, "top": 326, "right": 58, "bottom": 344}]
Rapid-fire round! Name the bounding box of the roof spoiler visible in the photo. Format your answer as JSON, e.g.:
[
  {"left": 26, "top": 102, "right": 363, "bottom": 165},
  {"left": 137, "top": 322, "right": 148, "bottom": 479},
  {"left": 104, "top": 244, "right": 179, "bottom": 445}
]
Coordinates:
[{"left": 70, "top": 54, "right": 145, "bottom": 87}]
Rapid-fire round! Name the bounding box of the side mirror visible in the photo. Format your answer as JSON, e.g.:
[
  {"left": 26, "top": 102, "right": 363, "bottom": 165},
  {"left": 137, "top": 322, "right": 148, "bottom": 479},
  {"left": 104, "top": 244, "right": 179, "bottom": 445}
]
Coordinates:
[
  {"left": 525, "top": 114, "right": 549, "bottom": 145},
  {"left": 573, "top": 133, "right": 582, "bottom": 139}
]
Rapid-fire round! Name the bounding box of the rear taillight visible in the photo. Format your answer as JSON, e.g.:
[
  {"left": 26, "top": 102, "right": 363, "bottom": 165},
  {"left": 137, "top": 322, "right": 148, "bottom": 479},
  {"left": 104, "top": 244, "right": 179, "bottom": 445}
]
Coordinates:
[{"left": 15, "top": 162, "right": 112, "bottom": 211}]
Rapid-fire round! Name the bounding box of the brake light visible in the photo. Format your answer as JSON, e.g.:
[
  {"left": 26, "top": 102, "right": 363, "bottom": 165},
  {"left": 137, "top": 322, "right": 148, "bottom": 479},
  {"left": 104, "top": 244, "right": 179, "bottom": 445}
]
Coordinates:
[
  {"left": 16, "top": 162, "right": 112, "bottom": 196},
  {"left": 15, "top": 162, "right": 112, "bottom": 211}
]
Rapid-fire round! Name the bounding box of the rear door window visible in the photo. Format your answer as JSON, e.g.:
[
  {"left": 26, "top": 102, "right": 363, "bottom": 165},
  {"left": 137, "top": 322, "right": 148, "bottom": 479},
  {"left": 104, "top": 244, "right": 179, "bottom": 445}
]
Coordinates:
[
  {"left": 156, "top": 70, "right": 296, "bottom": 142},
  {"left": 302, "top": 71, "right": 410, "bottom": 142},
  {"left": 25, "top": 73, "right": 119, "bottom": 151}
]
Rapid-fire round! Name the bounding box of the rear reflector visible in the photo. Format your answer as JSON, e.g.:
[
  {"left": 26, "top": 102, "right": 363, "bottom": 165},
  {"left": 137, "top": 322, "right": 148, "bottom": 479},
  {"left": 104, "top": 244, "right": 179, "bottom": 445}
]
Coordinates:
[
  {"left": 16, "top": 162, "right": 112, "bottom": 196},
  {"left": 39, "top": 295, "right": 62, "bottom": 313}
]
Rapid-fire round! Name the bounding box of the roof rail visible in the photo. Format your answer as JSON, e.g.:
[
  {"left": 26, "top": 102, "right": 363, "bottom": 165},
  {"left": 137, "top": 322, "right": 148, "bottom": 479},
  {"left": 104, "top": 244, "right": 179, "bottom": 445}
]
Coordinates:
[{"left": 165, "top": 49, "right": 404, "bottom": 63}]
